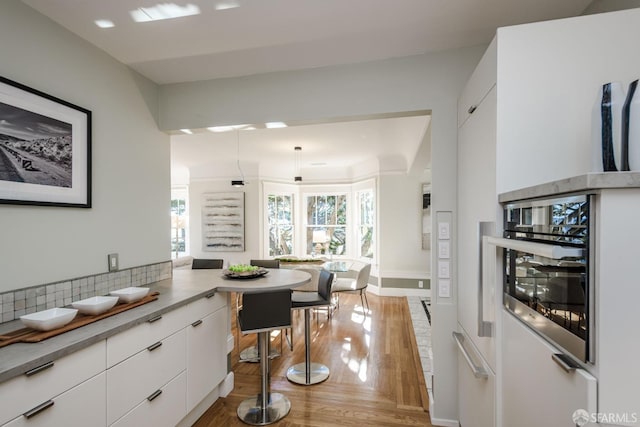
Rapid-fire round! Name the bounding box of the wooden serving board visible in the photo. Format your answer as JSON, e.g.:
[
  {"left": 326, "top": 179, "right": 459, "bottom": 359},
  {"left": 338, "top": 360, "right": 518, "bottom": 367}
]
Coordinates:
[{"left": 0, "top": 292, "right": 159, "bottom": 348}]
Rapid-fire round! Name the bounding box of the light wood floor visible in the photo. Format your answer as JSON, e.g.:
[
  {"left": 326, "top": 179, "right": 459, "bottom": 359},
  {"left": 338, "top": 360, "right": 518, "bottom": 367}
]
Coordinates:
[{"left": 193, "top": 292, "right": 432, "bottom": 426}]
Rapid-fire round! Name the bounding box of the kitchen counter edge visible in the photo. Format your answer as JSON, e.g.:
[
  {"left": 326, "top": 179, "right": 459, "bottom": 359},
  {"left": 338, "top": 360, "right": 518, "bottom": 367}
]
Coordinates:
[{"left": 498, "top": 172, "right": 640, "bottom": 203}]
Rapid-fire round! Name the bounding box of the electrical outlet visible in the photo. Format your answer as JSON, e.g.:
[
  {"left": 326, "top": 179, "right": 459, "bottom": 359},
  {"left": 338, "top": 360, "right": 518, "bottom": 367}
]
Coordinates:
[
  {"left": 108, "top": 253, "right": 119, "bottom": 272},
  {"left": 418, "top": 280, "right": 424, "bottom": 288}
]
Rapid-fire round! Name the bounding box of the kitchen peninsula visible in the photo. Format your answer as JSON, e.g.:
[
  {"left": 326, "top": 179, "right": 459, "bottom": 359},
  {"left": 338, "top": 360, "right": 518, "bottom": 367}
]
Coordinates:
[{"left": 0, "top": 268, "right": 308, "bottom": 427}]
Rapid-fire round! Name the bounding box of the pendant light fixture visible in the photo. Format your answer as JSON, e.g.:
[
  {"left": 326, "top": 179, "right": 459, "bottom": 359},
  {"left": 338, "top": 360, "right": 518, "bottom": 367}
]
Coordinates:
[
  {"left": 294, "top": 146, "right": 302, "bottom": 182},
  {"left": 231, "top": 130, "right": 245, "bottom": 187}
]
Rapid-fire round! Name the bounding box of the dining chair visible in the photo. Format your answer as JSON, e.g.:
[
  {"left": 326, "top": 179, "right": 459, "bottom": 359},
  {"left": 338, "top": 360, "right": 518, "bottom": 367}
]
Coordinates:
[
  {"left": 286, "top": 270, "right": 334, "bottom": 385},
  {"left": 331, "top": 262, "right": 371, "bottom": 313},
  {"left": 191, "top": 258, "right": 224, "bottom": 269}
]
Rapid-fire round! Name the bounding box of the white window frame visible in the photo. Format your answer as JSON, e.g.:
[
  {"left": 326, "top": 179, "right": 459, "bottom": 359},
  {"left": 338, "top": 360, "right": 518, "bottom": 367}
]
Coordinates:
[{"left": 171, "top": 185, "right": 189, "bottom": 259}]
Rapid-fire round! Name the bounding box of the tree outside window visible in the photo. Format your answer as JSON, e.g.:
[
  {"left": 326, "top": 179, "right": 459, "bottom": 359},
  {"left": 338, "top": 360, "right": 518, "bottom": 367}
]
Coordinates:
[
  {"left": 306, "top": 194, "right": 347, "bottom": 256},
  {"left": 358, "top": 189, "right": 375, "bottom": 259},
  {"left": 267, "top": 194, "right": 294, "bottom": 256}
]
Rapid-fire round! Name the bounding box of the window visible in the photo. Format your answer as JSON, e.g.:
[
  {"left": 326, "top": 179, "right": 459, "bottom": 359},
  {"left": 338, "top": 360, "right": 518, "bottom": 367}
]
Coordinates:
[
  {"left": 171, "top": 187, "right": 188, "bottom": 259},
  {"left": 305, "top": 194, "right": 347, "bottom": 256},
  {"left": 357, "top": 189, "right": 375, "bottom": 259},
  {"left": 267, "top": 194, "right": 294, "bottom": 256}
]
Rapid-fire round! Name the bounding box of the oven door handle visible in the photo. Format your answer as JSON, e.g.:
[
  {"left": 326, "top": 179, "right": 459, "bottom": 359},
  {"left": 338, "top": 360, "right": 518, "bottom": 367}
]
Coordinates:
[
  {"left": 486, "top": 236, "right": 583, "bottom": 259},
  {"left": 478, "top": 222, "right": 494, "bottom": 337}
]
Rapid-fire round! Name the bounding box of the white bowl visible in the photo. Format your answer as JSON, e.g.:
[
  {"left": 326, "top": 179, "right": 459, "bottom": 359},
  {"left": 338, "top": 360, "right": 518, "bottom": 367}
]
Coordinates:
[
  {"left": 109, "top": 287, "right": 150, "bottom": 303},
  {"left": 72, "top": 296, "right": 119, "bottom": 315},
  {"left": 20, "top": 308, "right": 78, "bottom": 331}
]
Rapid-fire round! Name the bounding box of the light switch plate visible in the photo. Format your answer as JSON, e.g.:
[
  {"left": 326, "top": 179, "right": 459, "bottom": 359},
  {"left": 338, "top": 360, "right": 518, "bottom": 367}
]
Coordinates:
[
  {"left": 438, "top": 260, "right": 450, "bottom": 279},
  {"left": 108, "top": 253, "right": 119, "bottom": 272},
  {"left": 438, "top": 222, "right": 450, "bottom": 240},
  {"left": 438, "top": 241, "right": 450, "bottom": 259},
  {"left": 439, "top": 279, "right": 451, "bottom": 298}
]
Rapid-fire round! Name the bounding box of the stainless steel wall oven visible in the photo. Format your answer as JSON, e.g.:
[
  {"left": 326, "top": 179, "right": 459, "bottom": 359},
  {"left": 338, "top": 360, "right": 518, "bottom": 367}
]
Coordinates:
[{"left": 491, "top": 193, "right": 594, "bottom": 363}]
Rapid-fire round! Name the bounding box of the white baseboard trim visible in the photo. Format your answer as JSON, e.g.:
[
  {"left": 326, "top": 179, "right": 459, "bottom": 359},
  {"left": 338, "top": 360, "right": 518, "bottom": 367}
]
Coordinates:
[
  {"left": 428, "top": 389, "right": 460, "bottom": 427},
  {"left": 367, "top": 286, "right": 431, "bottom": 298},
  {"left": 429, "top": 417, "right": 460, "bottom": 427}
]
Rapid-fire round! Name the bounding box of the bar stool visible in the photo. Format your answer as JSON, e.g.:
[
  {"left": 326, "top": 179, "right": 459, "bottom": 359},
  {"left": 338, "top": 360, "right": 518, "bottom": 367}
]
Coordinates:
[
  {"left": 237, "top": 289, "right": 292, "bottom": 425},
  {"left": 236, "top": 260, "right": 283, "bottom": 363},
  {"left": 286, "top": 270, "right": 334, "bottom": 385}
]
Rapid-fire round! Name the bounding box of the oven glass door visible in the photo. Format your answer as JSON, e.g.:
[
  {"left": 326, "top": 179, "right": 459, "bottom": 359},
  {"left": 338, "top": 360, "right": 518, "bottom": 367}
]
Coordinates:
[{"left": 503, "top": 194, "right": 592, "bottom": 362}]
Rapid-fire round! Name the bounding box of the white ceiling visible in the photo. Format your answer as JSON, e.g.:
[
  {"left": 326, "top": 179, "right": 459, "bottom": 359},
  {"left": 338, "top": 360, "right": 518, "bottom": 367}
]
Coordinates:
[
  {"left": 21, "top": 0, "right": 591, "bottom": 84},
  {"left": 20, "top": 0, "right": 592, "bottom": 182}
]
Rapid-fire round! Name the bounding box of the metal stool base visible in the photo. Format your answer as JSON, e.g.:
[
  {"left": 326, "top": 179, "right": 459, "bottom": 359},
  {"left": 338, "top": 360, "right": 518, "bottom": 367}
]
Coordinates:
[
  {"left": 237, "top": 392, "right": 291, "bottom": 425},
  {"left": 286, "top": 362, "right": 330, "bottom": 385},
  {"left": 239, "top": 346, "right": 280, "bottom": 363}
]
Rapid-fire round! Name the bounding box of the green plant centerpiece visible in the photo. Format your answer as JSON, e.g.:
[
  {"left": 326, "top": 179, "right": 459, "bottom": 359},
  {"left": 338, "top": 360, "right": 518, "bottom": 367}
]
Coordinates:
[{"left": 227, "top": 264, "right": 260, "bottom": 274}]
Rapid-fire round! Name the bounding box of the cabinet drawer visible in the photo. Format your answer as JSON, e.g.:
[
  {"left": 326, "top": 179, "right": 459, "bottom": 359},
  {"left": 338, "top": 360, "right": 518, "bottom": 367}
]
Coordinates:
[
  {"left": 0, "top": 341, "right": 105, "bottom": 425},
  {"left": 458, "top": 38, "right": 497, "bottom": 128},
  {"left": 186, "top": 307, "right": 227, "bottom": 411},
  {"left": 4, "top": 372, "right": 106, "bottom": 427},
  {"left": 110, "top": 371, "right": 186, "bottom": 427},
  {"left": 187, "top": 292, "right": 226, "bottom": 323},
  {"left": 107, "top": 328, "right": 186, "bottom": 425},
  {"left": 106, "top": 305, "right": 188, "bottom": 367},
  {"left": 503, "top": 312, "right": 597, "bottom": 427}
]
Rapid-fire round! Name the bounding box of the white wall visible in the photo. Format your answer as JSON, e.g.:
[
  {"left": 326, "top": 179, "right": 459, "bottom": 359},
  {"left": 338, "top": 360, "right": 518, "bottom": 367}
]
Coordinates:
[
  {"left": 0, "top": 1, "right": 170, "bottom": 291},
  {"left": 378, "top": 174, "right": 430, "bottom": 277},
  {"left": 496, "top": 8, "right": 640, "bottom": 193}
]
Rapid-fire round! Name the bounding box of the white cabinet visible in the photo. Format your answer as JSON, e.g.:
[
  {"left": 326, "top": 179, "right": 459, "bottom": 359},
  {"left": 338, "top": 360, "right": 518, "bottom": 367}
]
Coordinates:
[
  {"left": 111, "top": 372, "right": 187, "bottom": 427},
  {"left": 186, "top": 295, "right": 227, "bottom": 411},
  {"left": 107, "top": 328, "right": 186, "bottom": 425},
  {"left": 456, "top": 37, "right": 498, "bottom": 427},
  {"left": 502, "top": 313, "right": 596, "bottom": 427},
  {"left": 0, "top": 341, "right": 105, "bottom": 426},
  {"left": 456, "top": 328, "right": 495, "bottom": 427},
  {"left": 3, "top": 372, "right": 106, "bottom": 427}
]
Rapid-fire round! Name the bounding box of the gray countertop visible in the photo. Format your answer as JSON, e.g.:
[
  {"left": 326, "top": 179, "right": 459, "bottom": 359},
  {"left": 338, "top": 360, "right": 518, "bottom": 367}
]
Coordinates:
[
  {"left": 499, "top": 172, "right": 640, "bottom": 203},
  {"left": 0, "top": 268, "right": 310, "bottom": 384}
]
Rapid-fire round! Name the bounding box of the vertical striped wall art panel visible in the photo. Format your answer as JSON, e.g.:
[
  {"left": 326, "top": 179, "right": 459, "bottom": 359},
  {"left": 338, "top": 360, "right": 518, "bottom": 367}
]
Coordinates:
[{"left": 202, "top": 192, "right": 245, "bottom": 252}]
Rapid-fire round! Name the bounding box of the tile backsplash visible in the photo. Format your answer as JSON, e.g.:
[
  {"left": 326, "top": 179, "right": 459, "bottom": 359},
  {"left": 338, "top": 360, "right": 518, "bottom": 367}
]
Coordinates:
[{"left": 0, "top": 261, "right": 172, "bottom": 324}]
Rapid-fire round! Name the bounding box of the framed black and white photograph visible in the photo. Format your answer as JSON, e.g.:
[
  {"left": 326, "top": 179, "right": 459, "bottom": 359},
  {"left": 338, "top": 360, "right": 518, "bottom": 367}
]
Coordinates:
[
  {"left": 202, "top": 192, "right": 245, "bottom": 252},
  {"left": 0, "top": 76, "right": 91, "bottom": 207}
]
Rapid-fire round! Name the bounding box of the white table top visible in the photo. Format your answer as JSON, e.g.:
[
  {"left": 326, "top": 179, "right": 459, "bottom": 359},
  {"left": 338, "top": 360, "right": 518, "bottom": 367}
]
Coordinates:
[{"left": 183, "top": 268, "right": 311, "bottom": 293}]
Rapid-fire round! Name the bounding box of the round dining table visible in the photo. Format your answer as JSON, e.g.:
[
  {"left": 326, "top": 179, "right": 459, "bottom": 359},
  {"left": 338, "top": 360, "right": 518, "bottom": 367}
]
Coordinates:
[{"left": 215, "top": 268, "right": 311, "bottom": 425}]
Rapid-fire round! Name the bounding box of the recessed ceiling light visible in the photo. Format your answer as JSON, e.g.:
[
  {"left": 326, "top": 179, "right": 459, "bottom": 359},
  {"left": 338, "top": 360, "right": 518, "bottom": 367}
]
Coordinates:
[
  {"left": 130, "top": 3, "right": 200, "bottom": 23},
  {"left": 180, "top": 129, "right": 193, "bottom": 134},
  {"left": 311, "top": 162, "right": 327, "bottom": 166},
  {"left": 206, "top": 124, "right": 249, "bottom": 132},
  {"left": 215, "top": 1, "right": 240, "bottom": 11},
  {"left": 94, "top": 19, "right": 115, "bottom": 28},
  {"left": 265, "top": 122, "right": 287, "bottom": 129}
]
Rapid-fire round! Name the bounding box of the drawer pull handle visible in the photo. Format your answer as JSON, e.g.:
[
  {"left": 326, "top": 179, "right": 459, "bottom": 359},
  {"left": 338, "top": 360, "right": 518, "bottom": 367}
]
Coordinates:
[
  {"left": 552, "top": 353, "right": 580, "bottom": 373},
  {"left": 468, "top": 105, "right": 477, "bottom": 114},
  {"left": 23, "top": 400, "right": 54, "bottom": 418},
  {"left": 147, "top": 389, "right": 163, "bottom": 402},
  {"left": 206, "top": 290, "right": 217, "bottom": 299},
  {"left": 147, "top": 341, "right": 162, "bottom": 352},
  {"left": 147, "top": 314, "right": 163, "bottom": 323},
  {"left": 25, "top": 361, "right": 54, "bottom": 377},
  {"left": 191, "top": 319, "right": 203, "bottom": 327}
]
